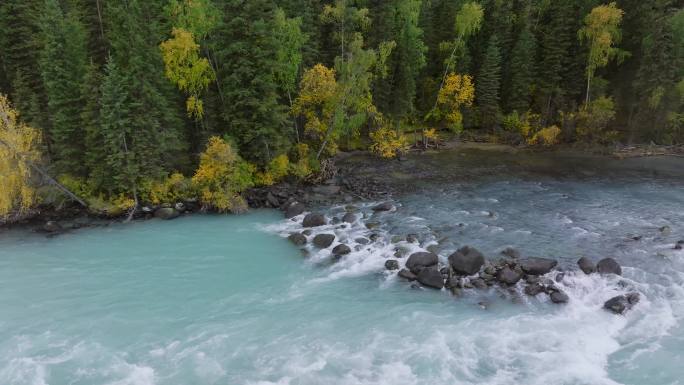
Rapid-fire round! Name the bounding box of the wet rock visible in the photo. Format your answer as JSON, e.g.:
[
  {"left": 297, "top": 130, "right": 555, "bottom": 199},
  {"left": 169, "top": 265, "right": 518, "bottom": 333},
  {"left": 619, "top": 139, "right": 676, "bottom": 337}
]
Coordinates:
[
  {"left": 674, "top": 240, "right": 683, "bottom": 250},
  {"left": 406, "top": 234, "right": 419, "bottom": 243},
  {"left": 154, "top": 207, "right": 180, "bottom": 220},
  {"left": 302, "top": 213, "right": 327, "bottom": 227},
  {"left": 470, "top": 278, "right": 488, "bottom": 289},
  {"left": 355, "top": 237, "right": 370, "bottom": 245},
  {"left": 266, "top": 192, "right": 280, "bottom": 207},
  {"left": 406, "top": 252, "right": 439, "bottom": 273},
  {"left": 302, "top": 229, "right": 313, "bottom": 236},
  {"left": 288, "top": 233, "right": 307, "bottom": 246},
  {"left": 604, "top": 292, "right": 640, "bottom": 314},
  {"left": 342, "top": 212, "right": 357, "bottom": 223},
  {"left": 555, "top": 272, "right": 565, "bottom": 282},
  {"left": 345, "top": 205, "right": 359, "bottom": 212},
  {"left": 518, "top": 257, "right": 558, "bottom": 275},
  {"left": 501, "top": 247, "right": 521, "bottom": 259},
  {"left": 448, "top": 246, "right": 485, "bottom": 275},
  {"left": 497, "top": 267, "right": 523, "bottom": 285},
  {"left": 550, "top": 290, "right": 569, "bottom": 304},
  {"left": 391, "top": 235, "right": 404, "bottom": 243},
  {"left": 332, "top": 244, "right": 351, "bottom": 256},
  {"left": 331, "top": 217, "right": 341, "bottom": 225},
  {"left": 659, "top": 225, "right": 671, "bottom": 235},
  {"left": 525, "top": 275, "right": 541, "bottom": 284},
  {"left": 174, "top": 202, "right": 186, "bottom": 212},
  {"left": 385, "top": 259, "right": 400, "bottom": 270},
  {"left": 417, "top": 267, "right": 445, "bottom": 289},
  {"left": 313, "top": 233, "right": 335, "bottom": 248},
  {"left": 372, "top": 202, "right": 394, "bottom": 211},
  {"left": 369, "top": 233, "right": 381, "bottom": 242},
  {"left": 398, "top": 268, "right": 417, "bottom": 281},
  {"left": 597, "top": 258, "right": 622, "bottom": 276},
  {"left": 524, "top": 283, "right": 545, "bottom": 296},
  {"left": 479, "top": 272, "right": 495, "bottom": 282},
  {"left": 365, "top": 222, "right": 381, "bottom": 230},
  {"left": 42, "top": 221, "right": 63, "bottom": 233},
  {"left": 577, "top": 256, "right": 596, "bottom": 274},
  {"left": 444, "top": 276, "right": 460, "bottom": 289}
]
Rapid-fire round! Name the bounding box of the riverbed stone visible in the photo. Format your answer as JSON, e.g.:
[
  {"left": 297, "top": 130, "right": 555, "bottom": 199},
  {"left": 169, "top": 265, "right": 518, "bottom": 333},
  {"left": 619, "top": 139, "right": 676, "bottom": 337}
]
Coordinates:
[
  {"left": 385, "top": 259, "right": 400, "bottom": 270},
  {"left": 518, "top": 257, "right": 558, "bottom": 275},
  {"left": 501, "top": 247, "right": 521, "bottom": 259},
  {"left": 332, "top": 244, "right": 351, "bottom": 256},
  {"left": 406, "top": 252, "right": 439, "bottom": 273},
  {"left": 604, "top": 292, "right": 640, "bottom": 314},
  {"left": 577, "top": 257, "right": 596, "bottom": 274},
  {"left": 372, "top": 202, "right": 394, "bottom": 211},
  {"left": 313, "top": 233, "right": 335, "bottom": 248},
  {"left": 497, "top": 267, "right": 523, "bottom": 285},
  {"left": 597, "top": 258, "right": 622, "bottom": 275},
  {"left": 154, "top": 207, "right": 180, "bottom": 220},
  {"left": 470, "top": 278, "right": 488, "bottom": 289},
  {"left": 406, "top": 234, "right": 419, "bottom": 243},
  {"left": 398, "top": 268, "right": 417, "bottom": 281},
  {"left": 42, "top": 221, "right": 63, "bottom": 233},
  {"left": 550, "top": 290, "right": 569, "bottom": 303},
  {"left": 417, "top": 267, "right": 445, "bottom": 289},
  {"left": 448, "top": 246, "right": 485, "bottom": 275},
  {"left": 355, "top": 237, "right": 370, "bottom": 245},
  {"left": 524, "top": 283, "right": 545, "bottom": 296},
  {"left": 342, "top": 212, "right": 357, "bottom": 223},
  {"left": 288, "top": 233, "right": 307, "bottom": 246},
  {"left": 303, "top": 213, "right": 327, "bottom": 227}
]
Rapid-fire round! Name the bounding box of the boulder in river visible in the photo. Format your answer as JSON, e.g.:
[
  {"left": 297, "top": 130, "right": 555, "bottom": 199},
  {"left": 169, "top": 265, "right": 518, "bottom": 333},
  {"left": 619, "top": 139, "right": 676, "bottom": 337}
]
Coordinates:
[
  {"left": 372, "top": 202, "right": 394, "bottom": 212},
  {"left": 332, "top": 244, "right": 351, "bottom": 256},
  {"left": 42, "top": 221, "right": 63, "bottom": 233},
  {"left": 355, "top": 237, "right": 370, "bottom": 245},
  {"left": 497, "top": 267, "right": 522, "bottom": 285},
  {"left": 154, "top": 207, "right": 180, "bottom": 220},
  {"left": 417, "top": 267, "right": 445, "bottom": 289},
  {"left": 288, "top": 233, "right": 307, "bottom": 246},
  {"left": 524, "top": 283, "right": 545, "bottom": 296},
  {"left": 448, "top": 246, "right": 485, "bottom": 275},
  {"left": 577, "top": 257, "right": 596, "bottom": 274},
  {"left": 604, "top": 292, "right": 640, "bottom": 314},
  {"left": 303, "top": 213, "right": 327, "bottom": 227},
  {"left": 518, "top": 257, "right": 558, "bottom": 275},
  {"left": 385, "top": 260, "right": 400, "bottom": 270},
  {"left": 341, "top": 212, "right": 357, "bottom": 223},
  {"left": 550, "top": 290, "right": 569, "bottom": 304},
  {"left": 470, "top": 278, "right": 488, "bottom": 289},
  {"left": 313, "top": 233, "right": 335, "bottom": 248},
  {"left": 406, "top": 234, "right": 419, "bottom": 244},
  {"left": 406, "top": 252, "right": 439, "bottom": 273},
  {"left": 501, "top": 247, "right": 521, "bottom": 259},
  {"left": 285, "top": 202, "right": 306, "bottom": 218},
  {"left": 597, "top": 258, "right": 622, "bottom": 276},
  {"left": 398, "top": 268, "right": 417, "bottom": 281}
]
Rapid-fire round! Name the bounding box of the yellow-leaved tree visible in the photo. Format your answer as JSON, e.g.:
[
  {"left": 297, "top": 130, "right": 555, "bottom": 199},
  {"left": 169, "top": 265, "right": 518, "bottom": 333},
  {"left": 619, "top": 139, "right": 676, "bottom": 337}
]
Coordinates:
[
  {"left": 430, "top": 73, "right": 475, "bottom": 133},
  {"left": 0, "top": 95, "right": 42, "bottom": 218},
  {"left": 160, "top": 28, "right": 215, "bottom": 119},
  {"left": 191, "top": 137, "right": 255, "bottom": 213}
]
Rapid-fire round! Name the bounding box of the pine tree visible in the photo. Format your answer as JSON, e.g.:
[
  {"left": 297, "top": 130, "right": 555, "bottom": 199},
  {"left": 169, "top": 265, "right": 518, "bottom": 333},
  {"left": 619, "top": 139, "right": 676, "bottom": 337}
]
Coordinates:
[
  {"left": 476, "top": 35, "right": 502, "bottom": 129},
  {"left": 505, "top": 25, "right": 535, "bottom": 113},
  {"left": 81, "top": 61, "right": 105, "bottom": 188},
  {"left": 39, "top": 0, "right": 89, "bottom": 175},
  {"left": 214, "top": 0, "right": 290, "bottom": 164}
]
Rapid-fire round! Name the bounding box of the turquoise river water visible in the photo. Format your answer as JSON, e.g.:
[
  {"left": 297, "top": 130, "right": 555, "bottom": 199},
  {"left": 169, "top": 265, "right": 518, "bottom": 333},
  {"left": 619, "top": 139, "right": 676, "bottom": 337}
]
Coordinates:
[{"left": 1, "top": 152, "right": 684, "bottom": 385}]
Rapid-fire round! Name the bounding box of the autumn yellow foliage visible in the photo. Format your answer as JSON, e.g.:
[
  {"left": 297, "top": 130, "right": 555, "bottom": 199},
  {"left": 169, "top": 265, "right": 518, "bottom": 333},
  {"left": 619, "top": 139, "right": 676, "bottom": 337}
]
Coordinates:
[
  {"left": 0, "top": 95, "right": 42, "bottom": 218},
  {"left": 370, "top": 127, "right": 409, "bottom": 158},
  {"left": 255, "top": 154, "right": 291, "bottom": 186},
  {"left": 191, "top": 137, "right": 255, "bottom": 213},
  {"left": 528, "top": 125, "right": 561, "bottom": 146},
  {"left": 145, "top": 172, "right": 191, "bottom": 205},
  {"left": 435, "top": 73, "right": 475, "bottom": 132},
  {"left": 292, "top": 64, "right": 339, "bottom": 153}
]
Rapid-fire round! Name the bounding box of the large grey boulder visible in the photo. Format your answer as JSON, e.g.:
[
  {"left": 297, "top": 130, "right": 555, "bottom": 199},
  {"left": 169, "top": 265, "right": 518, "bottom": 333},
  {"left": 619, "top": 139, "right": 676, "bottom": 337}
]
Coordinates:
[
  {"left": 417, "top": 267, "right": 445, "bottom": 289},
  {"left": 597, "top": 258, "right": 622, "bottom": 275},
  {"left": 332, "top": 244, "right": 351, "bottom": 256},
  {"left": 341, "top": 212, "right": 357, "bottom": 223},
  {"left": 285, "top": 202, "right": 306, "bottom": 218},
  {"left": 398, "top": 268, "right": 417, "bottom": 281},
  {"left": 154, "top": 207, "right": 180, "bottom": 220},
  {"left": 448, "top": 246, "right": 485, "bottom": 275},
  {"left": 518, "top": 257, "right": 558, "bottom": 275},
  {"left": 288, "top": 233, "right": 307, "bottom": 246},
  {"left": 313, "top": 233, "right": 335, "bottom": 248},
  {"left": 497, "top": 267, "right": 523, "bottom": 285},
  {"left": 577, "top": 257, "right": 596, "bottom": 274},
  {"left": 604, "top": 292, "right": 640, "bottom": 314},
  {"left": 303, "top": 213, "right": 327, "bottom": 227},
  {"left": 406, "top": 252, "right": 439, "bottom": 273},
  {"left": 550, "top": 290, "right": 569, "bottom": 304},
  {"left": 385, "top": 259, "right": 400, "bottom": 270}
]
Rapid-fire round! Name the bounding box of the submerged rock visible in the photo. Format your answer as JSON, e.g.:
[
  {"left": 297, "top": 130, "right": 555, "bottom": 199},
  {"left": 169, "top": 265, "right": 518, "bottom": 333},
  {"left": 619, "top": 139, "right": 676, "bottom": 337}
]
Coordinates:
[
  {"left": 154, "top": 207, "right": 180, "bottom": 220},
  {"left": 604, "top": 292, "right": 640, "bottom": 314},
  {"left": 313, "top": 233, "right": 335, "bottom": 248},
  {"left": 385, "top": 259, "right": 400, "bottom": 270},
  {"left": 417, "top": 267, "right": 445, "bottom": 289},
  {"left": 332, "top": 244, "right": 351, "bottom": 256},
  {"left": 302, "top": 213, "right": 327, "bottom": 227},
  {"left": 288, "top": 233, "right": 307, "bottom": 246},
  {"left": 597, "top": 258, "right": 622, "bottom": 275},
  {"left": 577, "top": 257, "right": 596, "bottom": 274},
  {"left": 398, "top": 268, "right": 417, "bottom": 281},
  {"left": 448, "top": 246, "right": 485, "bottom": 275},
  {"left": 550, "top": 290, "right": 569, "bottom": 304},
  {"left": 406, "top": 252, "right": 439, "bottom": 273},
  {"left": 372, "top": 202, "right": 394, "bottom": 211},
  {"left": 518, "top": 257, "right": 558, "bottom": 275},
  {"left": 355, "top": 237, "right": 370, "bottom": 245},
  {"left": 341, "top": 212, "right": 357, "bottom": 223}
]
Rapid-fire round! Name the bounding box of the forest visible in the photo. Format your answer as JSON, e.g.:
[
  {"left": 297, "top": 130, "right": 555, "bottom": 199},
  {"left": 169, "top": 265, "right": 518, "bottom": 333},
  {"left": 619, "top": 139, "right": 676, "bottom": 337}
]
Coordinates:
[{"left": 1, "top": 0, "right": 683, "bottom": 218}]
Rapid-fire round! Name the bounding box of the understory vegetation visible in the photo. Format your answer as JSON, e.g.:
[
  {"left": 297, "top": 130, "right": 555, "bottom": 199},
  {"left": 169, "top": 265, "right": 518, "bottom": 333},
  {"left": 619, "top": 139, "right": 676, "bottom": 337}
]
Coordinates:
[{"left": 0, "top": 0, "right": 682, "bottom": 219}]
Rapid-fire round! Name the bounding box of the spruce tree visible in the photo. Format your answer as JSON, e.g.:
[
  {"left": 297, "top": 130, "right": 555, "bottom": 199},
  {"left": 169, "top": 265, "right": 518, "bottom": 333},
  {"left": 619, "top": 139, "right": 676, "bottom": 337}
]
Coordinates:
[
  {"left": 476, "top": 35, "right": 502, "bottom": 129},
  {"left": 505, "top": 25, "right": 536, "bottom": 113}
]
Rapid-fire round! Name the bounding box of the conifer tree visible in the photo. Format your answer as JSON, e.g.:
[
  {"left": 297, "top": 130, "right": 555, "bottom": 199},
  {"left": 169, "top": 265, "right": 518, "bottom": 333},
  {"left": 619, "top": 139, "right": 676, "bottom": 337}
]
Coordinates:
[
  {"left": 476, "top": 35, "right": 502, "bottom": 129},
  {"left": 505, "top": 25, "right": 536, "bottom": 113}
]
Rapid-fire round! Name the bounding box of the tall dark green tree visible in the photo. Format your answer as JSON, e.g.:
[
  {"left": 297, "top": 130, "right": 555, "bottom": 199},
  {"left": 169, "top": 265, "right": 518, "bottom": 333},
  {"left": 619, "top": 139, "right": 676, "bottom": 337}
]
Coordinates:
[
  {"left": 39, "top": 0, "right": 89, "bottom": 175},
  {"left": 476, "top": 34, "right": 502, "bottom": 129},
  {"left": 505, "top": 25, "right": 535, "bottom": 113}
]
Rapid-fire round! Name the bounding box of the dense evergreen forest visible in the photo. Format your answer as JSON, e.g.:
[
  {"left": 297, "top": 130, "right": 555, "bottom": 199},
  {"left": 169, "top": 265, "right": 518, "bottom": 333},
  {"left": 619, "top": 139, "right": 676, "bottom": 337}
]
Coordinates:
[{"left": 1, "top": 0, "right": 683, "bottom": 218}]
